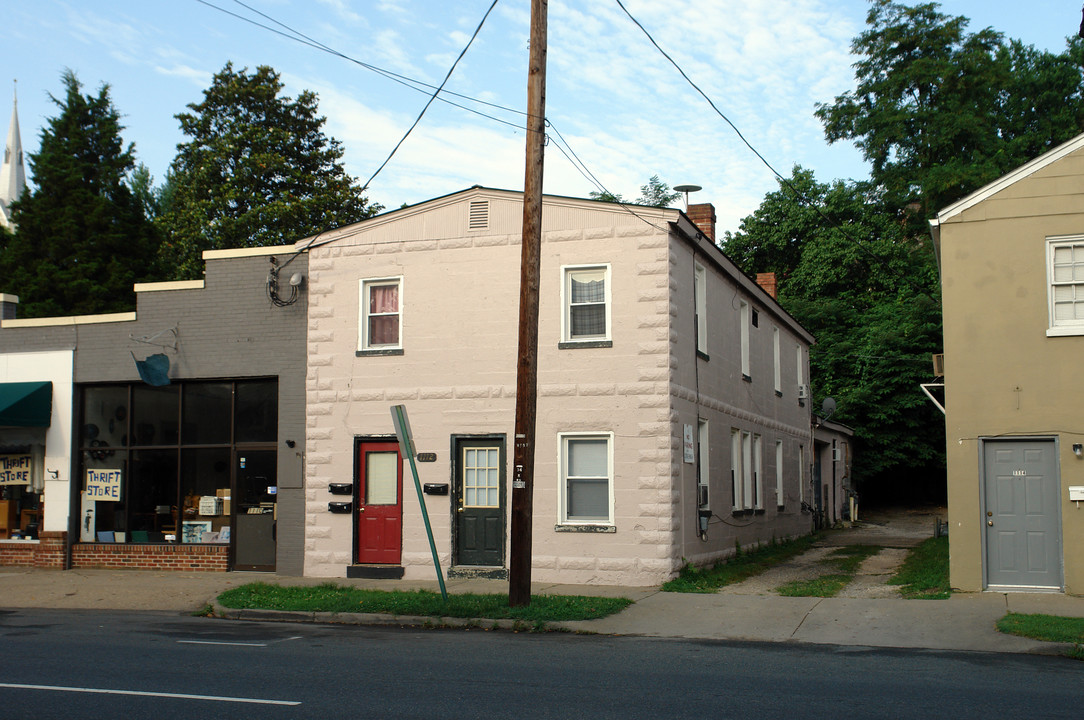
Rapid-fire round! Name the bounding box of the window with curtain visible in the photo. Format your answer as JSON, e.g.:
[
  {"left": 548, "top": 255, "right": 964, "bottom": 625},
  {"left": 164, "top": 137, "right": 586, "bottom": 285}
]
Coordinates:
[
  {"left": 563, "top": 266, "right": 610, "bottom": 342},
  {"left": 359, "top": 277, "right": 403, "bottom": 350}
]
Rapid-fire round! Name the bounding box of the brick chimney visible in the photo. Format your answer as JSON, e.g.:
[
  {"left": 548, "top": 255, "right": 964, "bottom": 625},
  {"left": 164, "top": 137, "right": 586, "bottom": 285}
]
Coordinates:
[
  {"left": 686, "top": 203, "right": 716, "bottom": 244},
  {"left": 755, "top": 273, "right": 777, "bottom": 299},
  {"left": 0, "top": 293, "right": 17, "bottom": 320}
]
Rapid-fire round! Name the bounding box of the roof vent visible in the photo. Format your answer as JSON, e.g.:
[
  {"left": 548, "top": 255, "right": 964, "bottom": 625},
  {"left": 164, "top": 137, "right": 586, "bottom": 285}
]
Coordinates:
[{"left": 469, "top": 200, "right": 489, "bottom": 231}]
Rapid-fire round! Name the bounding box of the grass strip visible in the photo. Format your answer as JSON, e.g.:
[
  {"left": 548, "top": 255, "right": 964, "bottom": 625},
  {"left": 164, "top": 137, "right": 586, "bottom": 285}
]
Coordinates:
[
  {"left": 997, "top": 612, "right": 1084, "bottom": 660},
  {"left": 662, "top": 534, "right": 820, "bottom": 593},
  {"left": 216, "top": 582, "right": 631, "bottom": 623},
  {"left": 888, "top": 535, "right": 950, "bottom": 599},
  {"left": 821, "top": 545, "right": 881, "bottom": 573},
  {"left": 776, "top": 574, "right": 852, "bottom": 597},
  {"left": 774, "top": 545, "right": 882, "bottom": 597}
]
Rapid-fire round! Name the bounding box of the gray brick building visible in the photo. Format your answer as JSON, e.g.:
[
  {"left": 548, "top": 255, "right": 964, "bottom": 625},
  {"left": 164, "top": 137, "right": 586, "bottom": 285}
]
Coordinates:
[{"left": 0, "top": 246, "right": 307, "bottom": 574}]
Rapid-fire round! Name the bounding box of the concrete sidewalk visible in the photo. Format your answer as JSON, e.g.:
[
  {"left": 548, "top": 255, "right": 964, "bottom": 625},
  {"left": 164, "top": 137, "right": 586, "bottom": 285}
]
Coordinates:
[{"left": 0, "top": 567, "right": 1081, "bottom": 656}]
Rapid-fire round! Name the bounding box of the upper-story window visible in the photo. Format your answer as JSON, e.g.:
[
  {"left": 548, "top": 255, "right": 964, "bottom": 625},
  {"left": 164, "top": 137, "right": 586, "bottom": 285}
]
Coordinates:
[
  {"left": 796, "top": 345, "right": 806, "bottom": 404},
  {"left": 740, "top": 300, "right": 751, "bottom": 380},
  {"left": 1047, "top": 236, "right": 1084, "bottom": 336},
  {"left": 694, "top": 263, "right": 707, "bottom": 355},
  {"left": 359, "top": 277, "right": 403, "bottom": 353},
  {"left": 562, "top": 265, "right": 611, "bottom": 345},
  {"left": 772, "top": 326, "right": 782, "bottom": 395}
]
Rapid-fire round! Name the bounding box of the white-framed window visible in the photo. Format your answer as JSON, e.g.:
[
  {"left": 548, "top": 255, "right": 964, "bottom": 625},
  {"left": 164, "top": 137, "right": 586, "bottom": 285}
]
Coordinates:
[
  {"left": 798, "top": 443, "right": 805, "bottom": 504},
  {"left": 731, "top": 428, "right": 756, "bottom": 511},
  {"left": 730, "top": 429, "right": 742, "bottom": 510},
  {"left": 773, "top": 326, "right": 781, "bottom": 394},
  {"left": 697, "top": 419, "right": 709, "bottom": 507},
  {"left": 558, "top": 432, "right": 614, "bottom": 525},
  {"left": 694, "top": 263, "right": 707, "bottom": 354},
  {"left": 562, "top": 265, "right": 611, "bottom": 342},
  {"left": 1047, "top": 236, "right": 1084, "bottom": 335},
  {"left": 741, "top": 431, "right": 753, "bottom": 509},
  {"left": 740, "top": 300, "right": 751, "bottom": 378},
  {"left": 463, "top": 446, "right": 500, "bottom": 508},
  {"left": 796, "top": 345, "right": 806, "bottom": 401},
  {"left": 359, "top": 277, "right": 403, "bottom": 351},
  {"left": 775, "top": 440, "right": 784, "bottom": 507},
  {"left": 752, "top": 434, "right": 763, "bottom": 510}
]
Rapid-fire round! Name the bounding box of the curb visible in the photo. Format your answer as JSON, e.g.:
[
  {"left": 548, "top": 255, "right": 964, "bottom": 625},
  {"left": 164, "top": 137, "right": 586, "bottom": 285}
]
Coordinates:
[{"left": 210, "top": 601, "right": 551, "bottom": 632}]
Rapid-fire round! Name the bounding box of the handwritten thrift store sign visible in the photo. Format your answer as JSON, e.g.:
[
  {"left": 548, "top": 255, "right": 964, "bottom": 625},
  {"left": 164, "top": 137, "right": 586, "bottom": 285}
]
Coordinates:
[
  {"left": 86, "top": 468, "right": 123, "bottom": 500},
  {"left": 0, "top": 454, "right": 31, "bottom": 485}
]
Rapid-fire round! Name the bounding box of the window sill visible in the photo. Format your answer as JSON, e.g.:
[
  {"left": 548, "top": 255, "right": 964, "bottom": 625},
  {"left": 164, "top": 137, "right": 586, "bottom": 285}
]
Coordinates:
[
  {"left": 554, "top": 523, "right": 616, "bottom": 533},
  {"left": 1046, "top": 326, "right": 1084, "bottom": 337},
  {"left": 731, "top": 509, "right": 754, "bottom": 517},
  {"left": 774, "top": 390, "right": 783, "bottom": 398},
  {"left": 356, "top": 348, "right": 404, "bottom": 357},
  {"left": 742, "top": 374, "right": 752, "bottom": 383},
  {"left": 558, "top": 340, "right": 612, "bottom": 350},
  {"left": 696, "top": 349, "right": 709, "bottom": 361}
]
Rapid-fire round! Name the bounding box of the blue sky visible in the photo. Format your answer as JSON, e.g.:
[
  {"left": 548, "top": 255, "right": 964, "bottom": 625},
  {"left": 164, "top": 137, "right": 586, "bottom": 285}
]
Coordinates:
[{"left": 2, "top": 1, "right": 1079, "bottom": 235}]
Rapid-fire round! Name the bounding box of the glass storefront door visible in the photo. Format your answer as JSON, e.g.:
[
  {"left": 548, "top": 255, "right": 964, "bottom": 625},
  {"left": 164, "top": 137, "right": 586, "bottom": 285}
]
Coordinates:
[{"left": 233, "top": 449, "right": 277, "bottom": 571}]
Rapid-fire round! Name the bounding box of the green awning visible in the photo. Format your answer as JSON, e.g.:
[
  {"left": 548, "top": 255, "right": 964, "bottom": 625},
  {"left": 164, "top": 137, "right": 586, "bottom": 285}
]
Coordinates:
[{"left": 0, "top": 381, "right": 53, "bottom": 427}]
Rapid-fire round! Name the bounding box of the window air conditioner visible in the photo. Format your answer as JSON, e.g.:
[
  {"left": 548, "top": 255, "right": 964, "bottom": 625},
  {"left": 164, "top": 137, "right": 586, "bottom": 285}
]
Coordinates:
[
  {"left": 797, "top": 384, "right": 809, "bottom": 400},
  {"left": 932, "top": 353, "right": 945, "bottom": 377}
]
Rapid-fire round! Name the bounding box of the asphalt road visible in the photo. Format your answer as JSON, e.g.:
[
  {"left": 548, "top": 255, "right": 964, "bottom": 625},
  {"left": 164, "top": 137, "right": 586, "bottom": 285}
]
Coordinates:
[{"left": 0, "top": 609, "right": 1081, "bottom": 719}]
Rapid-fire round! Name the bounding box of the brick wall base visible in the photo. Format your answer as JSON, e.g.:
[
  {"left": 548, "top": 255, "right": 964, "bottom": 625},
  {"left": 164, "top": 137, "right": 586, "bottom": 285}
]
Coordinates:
[{"left": 0, "top": 532, "right": 229, "bottom": 572}]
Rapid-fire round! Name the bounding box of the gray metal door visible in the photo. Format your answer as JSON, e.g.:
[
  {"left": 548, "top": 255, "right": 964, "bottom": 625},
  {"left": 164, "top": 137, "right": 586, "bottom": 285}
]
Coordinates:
[{"left": 982, "top": 439, "right": 1062, "bottom": 590}]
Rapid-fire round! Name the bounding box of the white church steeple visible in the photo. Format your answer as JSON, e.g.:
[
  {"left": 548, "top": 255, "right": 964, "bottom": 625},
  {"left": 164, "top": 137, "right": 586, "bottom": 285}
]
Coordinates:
[{"left": 0, "top": 82, "right": 27, "bottom": 232}]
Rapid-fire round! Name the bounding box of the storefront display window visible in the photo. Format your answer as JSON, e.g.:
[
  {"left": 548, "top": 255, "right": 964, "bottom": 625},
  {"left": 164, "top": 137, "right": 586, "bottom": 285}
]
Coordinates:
[{"left": 78, "top": 379, "right": 276, "bottom": 544}]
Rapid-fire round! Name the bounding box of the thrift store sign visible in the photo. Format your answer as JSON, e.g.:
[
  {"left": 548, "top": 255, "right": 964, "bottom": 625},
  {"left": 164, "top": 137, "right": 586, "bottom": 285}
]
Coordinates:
[
  {"left": 86, "top": 468, "right": 122, "bottom": 501},
  {"left": 0, "top": 454, "right": 32, "bottom": 485}
]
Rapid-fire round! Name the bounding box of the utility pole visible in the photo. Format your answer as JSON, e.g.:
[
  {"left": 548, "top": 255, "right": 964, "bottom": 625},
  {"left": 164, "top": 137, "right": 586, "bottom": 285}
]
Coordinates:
[{"left": 509, "top": 0, "right": 547, "bottom": 607}]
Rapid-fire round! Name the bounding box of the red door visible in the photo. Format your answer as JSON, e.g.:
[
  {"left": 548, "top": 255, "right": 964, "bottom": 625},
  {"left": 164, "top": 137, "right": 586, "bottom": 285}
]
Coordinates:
[{"left": 356, "top": 441, "right": 403, "bottom": 564}]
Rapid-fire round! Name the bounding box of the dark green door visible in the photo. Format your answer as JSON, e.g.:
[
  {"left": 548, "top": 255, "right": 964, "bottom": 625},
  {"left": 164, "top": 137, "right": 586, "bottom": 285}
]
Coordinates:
[{"left": 454, "top": 438, "right": 504, "bottom": 567}]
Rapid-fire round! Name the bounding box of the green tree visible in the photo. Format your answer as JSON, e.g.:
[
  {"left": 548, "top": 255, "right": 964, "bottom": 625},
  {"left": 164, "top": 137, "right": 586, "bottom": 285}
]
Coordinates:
[
  {"left": 159, "top": 63, "right": 382, "bottom": 279},
  {"left": 589, "top": 175, "right": 681, "bottom": 207},
  {"left": 128, "top": 163, "right": 167, "bottom": 220},
  {"left": 723, "top": 167, "right": 945, "bottom": 499},
  {"left": 0, "top": 70, "right": 160, "bottom": 317},
  {"left": 815, "top": 0, "right": 1084, "bottom": 223}
]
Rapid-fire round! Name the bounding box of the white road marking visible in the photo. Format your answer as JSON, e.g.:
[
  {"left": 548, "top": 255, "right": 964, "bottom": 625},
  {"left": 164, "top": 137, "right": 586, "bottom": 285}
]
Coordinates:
[
  {"left": 0, "top": 682, "right": 301, "bottom": 706},
  {"left": 176, "top": 636, "right": 302, "bottom": 647}
]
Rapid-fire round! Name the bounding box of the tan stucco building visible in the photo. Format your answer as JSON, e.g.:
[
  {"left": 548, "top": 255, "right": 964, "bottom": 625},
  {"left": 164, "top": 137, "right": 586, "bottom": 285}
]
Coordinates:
[
  {"left": 933, "top": 133, "right": 1084, "bottom": 594},
  {"left": 302, "top": 187, "right": 816, "bottom": 586}
]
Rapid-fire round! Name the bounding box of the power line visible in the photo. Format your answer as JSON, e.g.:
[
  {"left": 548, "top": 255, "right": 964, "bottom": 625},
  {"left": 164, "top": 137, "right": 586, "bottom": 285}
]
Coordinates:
[
  {"left": 194, "top": 0, "right": 526, "bottom": 131},
  {"left": 613, "top": 0, "right": 935, "bottom": 300},
  {"left": 201, "top": 0, "right": 668, "bottom": 231},
  {"left": 357, "top": 0, "right": 501, "bottom": 193}
]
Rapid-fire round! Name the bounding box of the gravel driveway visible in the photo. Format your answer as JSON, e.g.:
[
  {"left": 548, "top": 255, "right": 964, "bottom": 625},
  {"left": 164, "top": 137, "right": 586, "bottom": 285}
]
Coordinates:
[{"left": 719, "top": 505, "right": 946, "bottom": 599}]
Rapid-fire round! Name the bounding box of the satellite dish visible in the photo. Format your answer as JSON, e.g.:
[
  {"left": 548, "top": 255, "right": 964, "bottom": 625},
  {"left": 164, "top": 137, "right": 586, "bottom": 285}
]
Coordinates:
[
  {"left": 673, "top": 184, "right": 702, "bottom": 209},
  {"left": 821, "top": 397, "right": 837, "bottom": 418}
]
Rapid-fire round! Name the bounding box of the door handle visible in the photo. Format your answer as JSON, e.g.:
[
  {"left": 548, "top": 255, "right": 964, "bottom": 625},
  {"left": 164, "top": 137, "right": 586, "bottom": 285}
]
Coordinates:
[
  {"left": 987, "top": 520, "right": 994, "bottom": 526},
  {"left": 457, "top": 507, "right": 464, "bottom": 513},
  {"left": 358, "top": 507, "right": 365, "bottom": 513}
]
